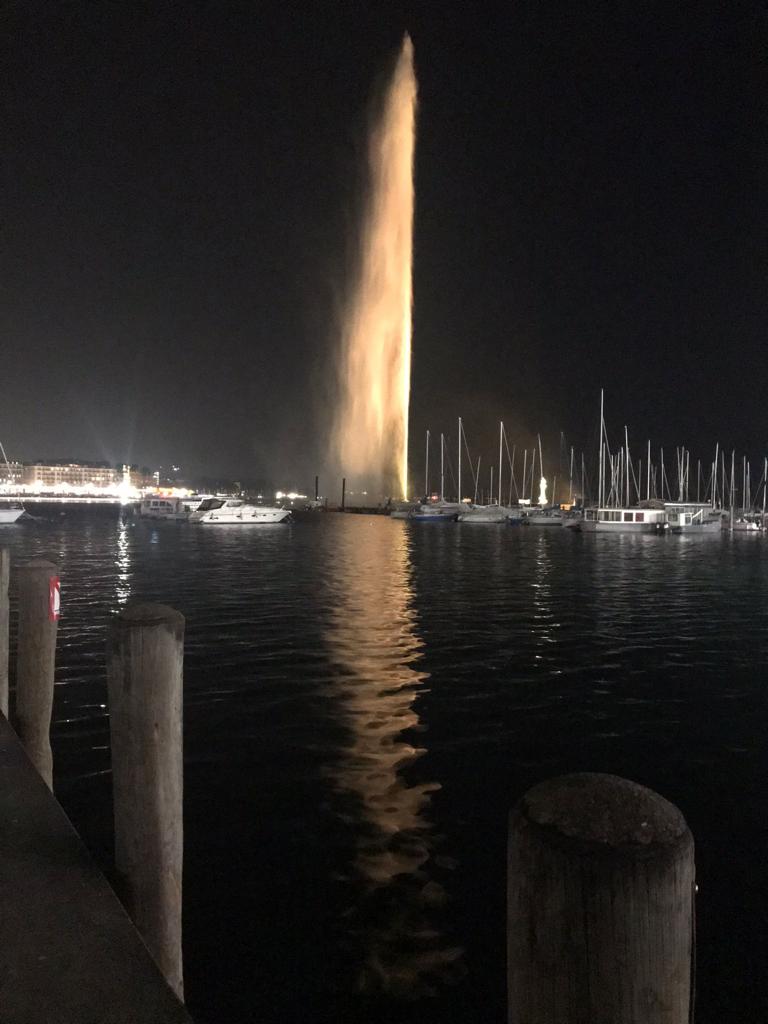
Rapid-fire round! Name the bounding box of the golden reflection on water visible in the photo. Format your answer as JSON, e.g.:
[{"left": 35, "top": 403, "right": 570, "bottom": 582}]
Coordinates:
[{"left": 326, "top": 520, "right": 462, "bottom": 995}]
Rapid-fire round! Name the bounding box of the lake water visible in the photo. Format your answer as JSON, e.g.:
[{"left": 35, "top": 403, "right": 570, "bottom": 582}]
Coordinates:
[{"left": 3, "top": 506, "right": 768, "bottom": 1022}]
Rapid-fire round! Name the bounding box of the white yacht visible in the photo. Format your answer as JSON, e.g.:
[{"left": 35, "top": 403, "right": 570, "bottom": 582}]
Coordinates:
[
  {"left": 581, "top": 506, "right": 668, "bottom": 533},
  {"left": 0, "top": 505, "right": 24, "bottom": 525},
  {"left": 192, "top": 498, "right": 292, "bottom": 524}
]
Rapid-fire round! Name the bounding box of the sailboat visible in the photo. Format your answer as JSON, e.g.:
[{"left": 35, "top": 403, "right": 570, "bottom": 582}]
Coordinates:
[
  {"left": 0, "top": 442, "right": 24, "bottom": 524},
  {"left": 458, "top": 421, "right": 518, "bottom": 523},
  {"left": 408, "top": 431, "right": 461, "bottom": 521}
]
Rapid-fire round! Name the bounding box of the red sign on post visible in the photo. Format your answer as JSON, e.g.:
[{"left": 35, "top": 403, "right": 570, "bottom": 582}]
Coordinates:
[{"left": 49, "top": 576, "right": 61, "bottom": 621}]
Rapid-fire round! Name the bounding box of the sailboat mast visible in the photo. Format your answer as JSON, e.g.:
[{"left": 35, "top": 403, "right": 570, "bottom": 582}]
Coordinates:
[
  {"left": 522, "top": 449, "right": 528, "bottom": 504},
  {"left": 425, "top": 430, "right": 430, "bottom": 498},
  {"left": 598, "top": 389, "right": 605, "bottom": 508},
  {"left": 457, "top": 417, "right": 462, "bottom": 505},
  {"left": 730, "top": 450, "right": 736, "bottom": 528},
  {"left": 646, "top": 440, "right": 651, "bottom": 501},
  {"left": 440, "top": 433, "right": 445, "bottom": 502},
  {"left": 498, "top": 422, "right": 503, "bottom": 507}
]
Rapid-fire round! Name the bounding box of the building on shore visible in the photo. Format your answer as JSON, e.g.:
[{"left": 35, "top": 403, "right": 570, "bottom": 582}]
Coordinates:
[{"left": 0, "top": 461, "right": 154, "bottom": 499}]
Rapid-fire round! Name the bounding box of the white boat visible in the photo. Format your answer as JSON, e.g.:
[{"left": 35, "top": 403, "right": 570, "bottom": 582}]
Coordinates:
[
  {"left": 138, "top": 496, "right": 191, "bottom": 521},
  {"left": 524, "top": 507, "right": 564, "bottom": 527},
  {"left": 458, "top": 504, "right": 511, "bottom": 523},
  {"left": 192, "top": 498, "right": 291, "bottom": 524},
  {"left": 666, "top": 503, "right": 723, "bottom": 534},
  {"left": 581, "top": 506, "right": 668, "bottom": 533},
  {"left": 0, "top": 505, "right": 24, "bottom": 525},
  {"left": 0, "top": 441, "right": 25, "bottom": 523},
  {"left": 731, "top": 517, "right": 761, "bottom": 533}
]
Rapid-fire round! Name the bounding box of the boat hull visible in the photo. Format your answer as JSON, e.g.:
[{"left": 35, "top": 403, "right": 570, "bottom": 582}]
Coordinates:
[
  {"left": 672, "top": 520, "right": 722, "bottom": 534},
  {"left": 0, "top": 508, "right": 24, "bottom": 524},
  {"left": 580, "top": 520, "right": 666, "bottom": 533},
  {"left": 200, "top": 507, "right": 291, "bottom": 524}
]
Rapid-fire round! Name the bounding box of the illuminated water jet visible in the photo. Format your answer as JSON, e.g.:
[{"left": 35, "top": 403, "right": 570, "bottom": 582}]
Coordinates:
[
  {"left": 538, "top": 476, "right": 548, "bottom": 506},
  {"left": 333, "top": 35, "right": 417, "bottom": 500}
]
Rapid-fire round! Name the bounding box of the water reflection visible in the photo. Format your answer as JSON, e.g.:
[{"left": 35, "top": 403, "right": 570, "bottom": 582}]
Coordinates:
[
  {"left": 115, "top": 516, "right": 131, "bottom": 607},
  {"left": 325, "top": 520, "right": 461, "bottom": 995}
]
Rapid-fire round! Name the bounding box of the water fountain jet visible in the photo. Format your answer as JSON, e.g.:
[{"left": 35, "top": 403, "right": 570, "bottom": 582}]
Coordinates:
[{"left": 333, "top": 35, "right": 417, "bottom": 501}]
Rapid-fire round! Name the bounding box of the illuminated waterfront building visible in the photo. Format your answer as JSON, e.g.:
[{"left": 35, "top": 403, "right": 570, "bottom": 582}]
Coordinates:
[{"left": 0, "top": 461, "right": 154, "bottom": 498}]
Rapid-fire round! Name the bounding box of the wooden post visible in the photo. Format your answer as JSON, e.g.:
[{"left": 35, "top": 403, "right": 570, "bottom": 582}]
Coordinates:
[
  {"left": 107, "top": 603, "right": 185, "bottom": 1000},
  {"left": 341, "top": 476, "right": 346, "bottom": 511},
  {"left": 15, "top": 558, "right": 59, "bottom": 787},
  {"left": 0, "top": 547, "right": 9, "bottom": 718},
  {"left": 508, "top": 773, "right": 694, "bottom": 1024}
]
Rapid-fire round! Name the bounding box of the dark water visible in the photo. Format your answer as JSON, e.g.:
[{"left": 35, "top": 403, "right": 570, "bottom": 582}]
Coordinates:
[{"left": 3, "top": 506, "right": 768, "bottom": 1022}]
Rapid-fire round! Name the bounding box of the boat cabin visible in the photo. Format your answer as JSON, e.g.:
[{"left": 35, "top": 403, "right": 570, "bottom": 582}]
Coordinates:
[{"left": 664, "top": 503, "right": 716, "bottom": 528}]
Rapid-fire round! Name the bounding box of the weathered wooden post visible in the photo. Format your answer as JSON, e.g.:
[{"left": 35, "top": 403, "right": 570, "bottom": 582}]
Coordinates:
[
  {"left": 508, "top": 773, "right": 694, "bottom": 1024},
  {"left": 0, "top": 547, "right": 9, "bottom": 718},
  {"left": 107, "top": 603, "right": 185, "bottom": 1000},
  {"left": 15, "top": 558, "right": 60, "bottom": 787},
  {"left": 341, "top": 476, "right": 346, "bottom": 511}
]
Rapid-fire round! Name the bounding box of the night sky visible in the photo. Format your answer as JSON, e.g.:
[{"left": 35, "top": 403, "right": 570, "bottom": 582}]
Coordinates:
[{"left": 4, "top": 2, "right": 767, "bottom": 491}]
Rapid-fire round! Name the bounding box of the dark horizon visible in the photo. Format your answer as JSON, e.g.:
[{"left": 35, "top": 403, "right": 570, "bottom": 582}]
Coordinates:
[{"left": 5, "top": 4, "right": 768, "bottom": 492}]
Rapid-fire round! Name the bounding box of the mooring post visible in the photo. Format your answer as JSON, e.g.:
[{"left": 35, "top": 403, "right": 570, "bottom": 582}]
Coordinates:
[
  {"left": 0, "top": 547, "right": 9, "bottom": 718},
  {"left": 508, "top": 772, "right": 694, "bottom": 1024},
  {"left": 341, "top": 476, "right": 346, "bottom": 511},
  {"left": 15, "top": 558, "right": 59, "bottom": 787},
  {"left": 107, "top": 603, "right": 185, "bottom": 1000}
]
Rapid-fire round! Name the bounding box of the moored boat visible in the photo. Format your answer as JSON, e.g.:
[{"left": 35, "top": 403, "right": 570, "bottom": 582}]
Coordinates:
[
  {"left": 666, "top": 503, "right": 723, "bottom": 534},
  {"left": 458, "top": 504, "right": 511, "bottom": 523},
  {"left": 524, "top": 507, "right": 564, "bottom": 527},
  {"left": 193, "top": 498, "right": 292, "bottom": 524},
  {"left": 408, "top": 501, "right": 461, "bottom": 522},
  {"left": 138, "top": 495, "right": 191, "bottom": 521},
  {"left": 0, "top": 505, "right": 24, "bottom": 525},
  {"left": 731, "top": 517, "right": 761, "bottom": 533},
  {"left": 581, "top": 506, "right": 668, "bottom": 533}
]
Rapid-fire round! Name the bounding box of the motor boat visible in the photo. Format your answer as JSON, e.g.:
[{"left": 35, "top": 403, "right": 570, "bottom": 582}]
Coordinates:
[
  {"left": 0, "top": 504, "right": 24, "bottom": 525},
  {"left": 192, "top": 498, "right": 292, "bottom": 524},
  {"left": 138, "top": 496, "right": 191, "bottom": 521}
]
